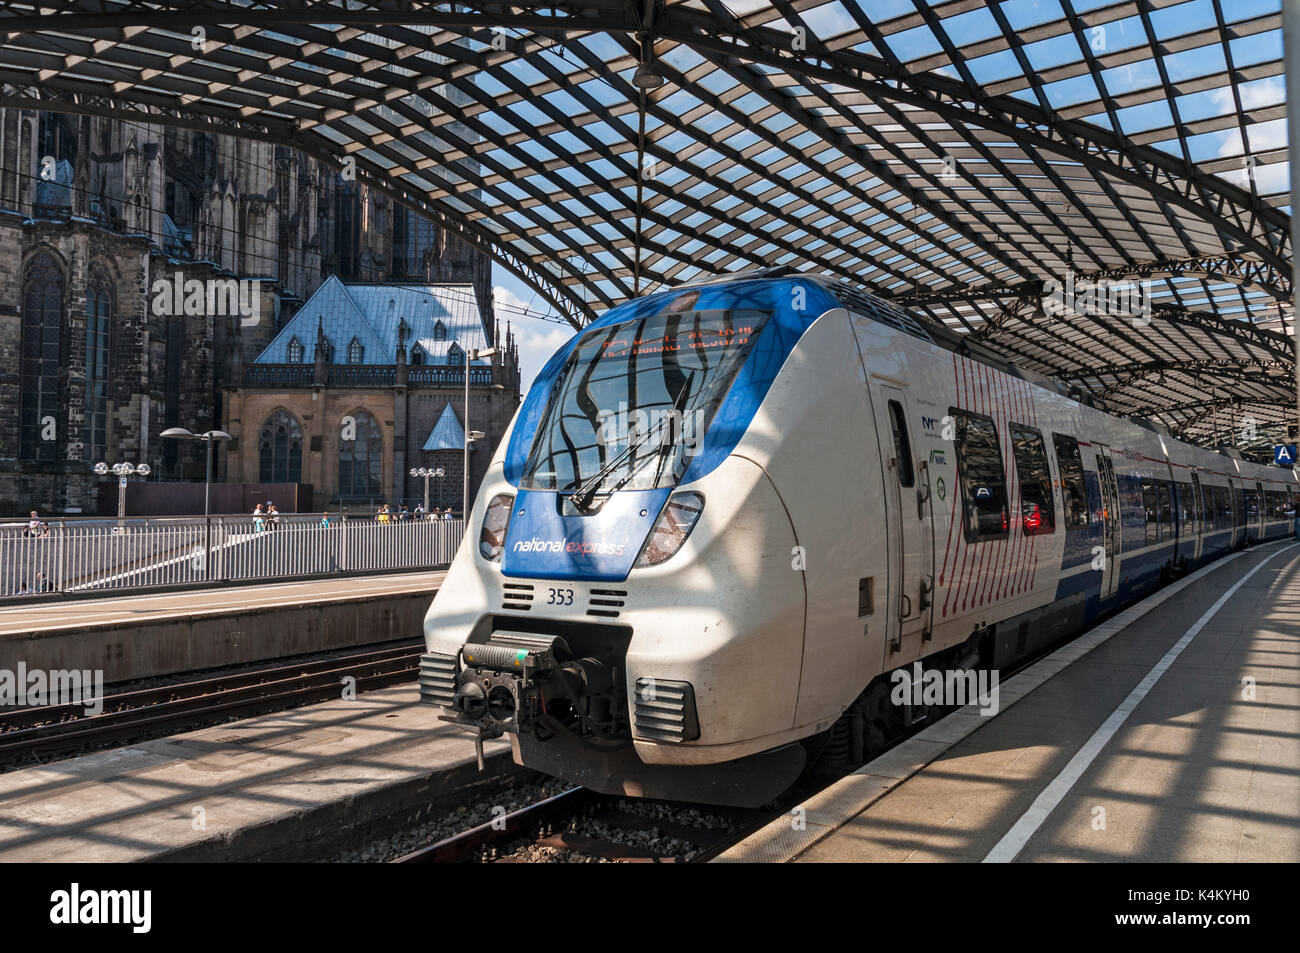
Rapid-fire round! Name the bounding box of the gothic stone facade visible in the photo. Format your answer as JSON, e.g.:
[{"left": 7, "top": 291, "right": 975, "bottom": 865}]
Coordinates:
[
  {"left": 0, "top": 109, "right": 493, "bottom": 516},
  {"left": 224, "top": 336, "right": 521, "bottom": 513}
]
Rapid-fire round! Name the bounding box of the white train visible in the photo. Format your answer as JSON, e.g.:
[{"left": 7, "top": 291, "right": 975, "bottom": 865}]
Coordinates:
[{"left": 420, "top": 271, "right": 1298, "bottom": 806}]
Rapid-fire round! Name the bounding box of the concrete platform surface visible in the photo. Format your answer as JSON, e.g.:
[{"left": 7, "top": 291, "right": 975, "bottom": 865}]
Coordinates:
[
  {"left": 0, "top": 684, "right": 507, "bottom": 862},
  {"left": 0, "top": 572, "right": 445, "bottom": 637},
  {"left": 720, "top": 540, "right": 1300, "bottom": 863}
]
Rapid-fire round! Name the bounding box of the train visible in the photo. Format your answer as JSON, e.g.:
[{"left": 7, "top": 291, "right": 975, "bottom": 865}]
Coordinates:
[{"left": 418, "top": 269, "right": 1299, "bottom": 806}]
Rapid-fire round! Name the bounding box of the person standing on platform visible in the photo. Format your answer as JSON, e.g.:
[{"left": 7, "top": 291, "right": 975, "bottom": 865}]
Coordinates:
[{"left": 252, "top": 503, "right": 266, "bottom": 533}]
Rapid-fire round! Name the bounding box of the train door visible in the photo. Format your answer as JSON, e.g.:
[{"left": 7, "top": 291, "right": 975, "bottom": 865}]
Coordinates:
[
  {"left": 1190, "top": 471, "right": 1204, "bottom": 561},
  {"left": 871, "top": 382, "right": 934, "bottom": 664},
  {"left": 1254, "top": 482, "right": 1265, "bottom": 541},
  {"left": 1229, "top": 476, "right": 1243, "bottom": 547},
  {"left": 1093, "top": 444, "right": 1121, "bottom": 599}
]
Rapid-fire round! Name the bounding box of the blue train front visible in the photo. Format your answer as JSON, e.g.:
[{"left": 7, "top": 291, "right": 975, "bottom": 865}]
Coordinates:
[{"left": 419, "top": 274, "right": 860, "bottom": 806}]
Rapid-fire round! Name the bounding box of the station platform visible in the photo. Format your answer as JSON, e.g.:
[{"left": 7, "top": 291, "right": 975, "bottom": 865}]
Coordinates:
[
  {"left": 0, "top": 684, "right": 509, "bottom": 862},
  {"left": 719, "top": 539, "right": 1300, "bottom": 863},
  {"left": 0, "top": 572, "right": 445, "bottom": 683}
]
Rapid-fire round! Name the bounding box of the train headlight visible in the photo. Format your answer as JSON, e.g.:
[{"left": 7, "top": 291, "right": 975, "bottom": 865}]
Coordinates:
[
  {"left": 479, "top": 493, "right": 514, "bottom": 561},
  {"left": 635, "top": 491, "right": 704, "bottom": 568}
]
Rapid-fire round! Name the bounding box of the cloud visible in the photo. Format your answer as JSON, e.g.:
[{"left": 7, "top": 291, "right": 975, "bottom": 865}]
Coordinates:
[{"left": 495, "top": 284, "right": 574, "bottom": 397}]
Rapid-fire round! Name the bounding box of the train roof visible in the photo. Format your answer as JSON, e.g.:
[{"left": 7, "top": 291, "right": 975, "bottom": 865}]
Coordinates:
[{"left": 675, "top": 268, "right": 1288, "bottom": 471}]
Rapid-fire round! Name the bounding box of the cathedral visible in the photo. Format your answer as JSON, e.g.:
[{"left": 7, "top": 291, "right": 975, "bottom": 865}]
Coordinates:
[{"left": 0, "top": 109, "right": 495, "bottom": 516}]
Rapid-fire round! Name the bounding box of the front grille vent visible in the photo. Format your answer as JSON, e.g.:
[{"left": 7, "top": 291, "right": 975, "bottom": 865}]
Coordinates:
[
  {"left": 417, "top": 653, "right": 458, "bottom": 708},
  {"left": 501, "top": 582, "right": 534, "bottom": 611},
  {"left": 633, "top": 678, "right": 700, "bottom": 743},
  {"left": 587, "top": 588, "right": 627, "bottom": 618}
]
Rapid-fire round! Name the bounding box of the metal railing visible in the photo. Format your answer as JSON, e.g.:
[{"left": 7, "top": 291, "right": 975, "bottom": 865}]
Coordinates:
[
  {"left": 0, "top": 514, "right": 465, "bottom": 598},
  {"left": 244, "top": 364, "right": 495, "bottom": 387}
]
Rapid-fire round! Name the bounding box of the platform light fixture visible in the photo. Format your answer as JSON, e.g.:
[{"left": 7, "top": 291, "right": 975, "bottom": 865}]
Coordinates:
[
  {"left": 409, "top": 466, "right": 446, "bottom": 512},
  {"left": 161, "top": 428, "right": 232, "bottom": 580},
  {"left": 160, "top": 428, "right": 232, "bottom": 518},
  {"left": 93, "top": 460, "right": 151, "bottom": 528},
  {"left": 632, "top": 31, "right": 664, "bottom": 89}
]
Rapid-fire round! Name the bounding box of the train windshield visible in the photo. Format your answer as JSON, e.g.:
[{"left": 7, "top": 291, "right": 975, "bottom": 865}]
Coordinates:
[{"left": 521, "top": 307, "right": 769, "bottom": 495}]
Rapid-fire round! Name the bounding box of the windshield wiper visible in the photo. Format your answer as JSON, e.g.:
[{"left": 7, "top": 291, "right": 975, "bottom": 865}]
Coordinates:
[{"left": 568, "top": 370, "right": 697, "bottom": 512}]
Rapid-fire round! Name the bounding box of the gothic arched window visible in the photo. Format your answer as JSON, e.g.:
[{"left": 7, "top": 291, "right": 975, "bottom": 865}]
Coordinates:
[
  {"left": 20, "top": 252, "right": 64, "bottom": 462},
  {"left": 84, "top": 264, "right": 113, "bottom": 462},
  {"left": 447, "top": 342, "right": 463, "bottom": 366},
  {"left": 258, "top": 410, "right": 303, "bottom": 483},
  {"left": 410, "top": 344, "right": 427, "bottom": 366},
  {"left": 317, "top": 337, "right": 335, "bottom": 363},
  {"left": 287, "top": 336, "right": 304, "bottom": 363},
  {"left": 432, "top": 320, "right": 446, "bottom": 341},
  {"left": 347, "top": 337, "right": 364, "bottom": 364},
  {"left": 337, "top": 409, "right": 383, "bottom": 499}
]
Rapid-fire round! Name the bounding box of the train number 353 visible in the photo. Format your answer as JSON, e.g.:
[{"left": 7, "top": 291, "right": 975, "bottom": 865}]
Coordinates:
[{"left": 546, "top": 588, "right": 575, "bottom": 606}]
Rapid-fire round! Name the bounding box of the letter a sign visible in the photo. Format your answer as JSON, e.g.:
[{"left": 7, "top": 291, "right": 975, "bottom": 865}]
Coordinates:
[{"left": 1275, "top": 444, "right": 1297, "bottom": 466}]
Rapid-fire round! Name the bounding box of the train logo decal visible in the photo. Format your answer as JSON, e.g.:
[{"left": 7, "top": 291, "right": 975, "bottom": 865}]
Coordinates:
[
  {"left": 936, "top": 477, "right": 946, "bottom": 501},
  {"left": 929, "top": 449, "right": 947, "bottom": 465}
]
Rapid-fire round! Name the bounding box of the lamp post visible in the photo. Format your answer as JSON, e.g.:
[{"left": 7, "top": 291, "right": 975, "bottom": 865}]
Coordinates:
[
  {"left": 160, "top": 428, "right": 232, "bottom": 516},
  {"left": 93, "top": 461, "right": 151, "bottom": 530},
  {"left": 408, "top": 466, "right": 445, "bottom": 512},
  {"left": 464, "top": 346, "right": 497, "bottom": 520},
  {"left": 161, "top": 427, "right": 233, "bottom": 579}
]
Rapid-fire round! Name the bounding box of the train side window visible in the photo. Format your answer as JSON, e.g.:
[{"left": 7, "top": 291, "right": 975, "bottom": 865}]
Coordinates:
[
  {"left": 1156, "top": 481, "right": 1171, "bottom": 540},
  {"left": 1142, "top": 479, "right": 1158, "bottom": 544},
  {"left": 1010, "top": 424, "right": 1054, "bottom": 535},
  {"left": 1184, "top": 483, "right": 1199, "bottom": 536},
  {"left": 1051, "top": 433, "right": 1089, "bottom": 531},
  {"left": 886, "top": 400, "right": 914, "bottom": 488},
  {"left": 1244, "top": 487, "right": 1259, "bottom": 523},
  {"left": 951, "top": 409, "right": 1009, "bottom": 543}
]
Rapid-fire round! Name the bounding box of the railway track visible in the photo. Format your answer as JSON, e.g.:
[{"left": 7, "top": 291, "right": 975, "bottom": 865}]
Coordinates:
[
  {"left": 392, "top": 786, "right": 755, "bottom": 863},
  {"left": 0, "top": 641, "right": 422, "bottom": 767},
  {"left": 388, "top": 630, "right": 1076, "bottom": 864}
]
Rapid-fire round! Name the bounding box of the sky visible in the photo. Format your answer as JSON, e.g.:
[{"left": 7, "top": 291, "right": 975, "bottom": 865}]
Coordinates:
[{"left": 492, "top": 262, "right": 580, "bottom": 398}]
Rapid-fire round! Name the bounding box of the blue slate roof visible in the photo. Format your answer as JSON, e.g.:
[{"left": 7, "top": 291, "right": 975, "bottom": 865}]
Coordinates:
[
  {"left": 423, "top": 402, "right": 471, "bottom": 452},
  {"left": 254, "top": 276, "right": 489, "bottom": 365},
  {"left": 34, "top": 159, "right": 72, "bottom": 209}
]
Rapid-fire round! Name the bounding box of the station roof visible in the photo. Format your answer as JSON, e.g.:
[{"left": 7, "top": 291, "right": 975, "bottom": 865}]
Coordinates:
[{"left": 0, "top": 0, "right": 1292, "bottom": 451}]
